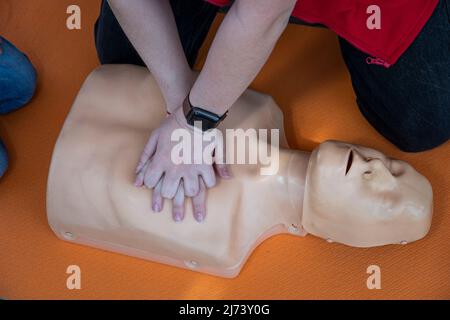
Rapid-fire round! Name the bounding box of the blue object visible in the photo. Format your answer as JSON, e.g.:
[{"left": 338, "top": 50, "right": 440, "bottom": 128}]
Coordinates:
[
  {"left": 0, "top": 36, "right": 37, "bottom": 178},
  {"left": 0, "top": 36, "right": 37, "bottom": 114},
  {"left": 0, "top": 140, "right": 8, "bottom": 178}
]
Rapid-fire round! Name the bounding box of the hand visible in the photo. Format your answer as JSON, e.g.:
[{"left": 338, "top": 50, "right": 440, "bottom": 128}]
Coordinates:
[{"left": 134, "top": 106, "right": 231, "bottom": 222}]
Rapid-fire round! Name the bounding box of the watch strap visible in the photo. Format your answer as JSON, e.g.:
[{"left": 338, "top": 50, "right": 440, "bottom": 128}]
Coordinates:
[{"left": 183, "top": 94, "right": 227, "bottom": 131}]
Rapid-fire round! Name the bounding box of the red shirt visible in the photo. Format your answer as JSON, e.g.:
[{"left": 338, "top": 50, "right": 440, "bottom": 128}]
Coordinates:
[{"left": 207, "top": 0, "right": 439, "bottom": 67}]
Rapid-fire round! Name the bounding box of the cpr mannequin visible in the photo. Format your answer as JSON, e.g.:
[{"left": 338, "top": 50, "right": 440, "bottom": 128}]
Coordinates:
[{"left": 47, "top": 65, "right": 433, "bottom": 278}]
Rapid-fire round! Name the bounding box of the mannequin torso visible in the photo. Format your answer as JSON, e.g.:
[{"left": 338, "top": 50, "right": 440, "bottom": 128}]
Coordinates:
[{"left": 47, "top": 65, "right": 309, "bottom": 277}]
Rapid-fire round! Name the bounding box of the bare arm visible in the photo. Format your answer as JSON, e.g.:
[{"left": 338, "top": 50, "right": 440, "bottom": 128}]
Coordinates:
[
  {"left": 189, "top": 0, "right": 296, "bottom": 115},
  {"left": 108, "top": 0, "right": 295, "bottom": 115},
  {"left": 108, "top": 0, "right": 193, "bottom": 112}
]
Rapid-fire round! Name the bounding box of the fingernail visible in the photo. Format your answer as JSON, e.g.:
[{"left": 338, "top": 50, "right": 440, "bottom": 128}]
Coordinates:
[
  {"left": 173, "top": 211, "right": 182, "bottom": 222},
  {"left": 194, "top": 212, "right": 204, "bottom": 223},
  {"left": 222, "top": 169, "right": 231, "bottom": 178},
  {"left": 152, "top": 203, "right": 161, "bottom": 212},
  {"left": 136, "top": 162, "right": 144, "bottom": 174},
  {"left": 134, "top": 178, "right": 141, "bottom": 187}
]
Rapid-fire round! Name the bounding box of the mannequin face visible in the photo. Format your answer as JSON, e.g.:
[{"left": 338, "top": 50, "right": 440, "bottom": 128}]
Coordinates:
[{"left": 302, "top": 140, "right": 433, "bottom": 247}]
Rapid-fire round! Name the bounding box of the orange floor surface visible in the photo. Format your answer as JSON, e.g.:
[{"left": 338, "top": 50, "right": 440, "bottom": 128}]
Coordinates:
[{"left": 0, "top": 0, "right": 449, "bottom": 299}]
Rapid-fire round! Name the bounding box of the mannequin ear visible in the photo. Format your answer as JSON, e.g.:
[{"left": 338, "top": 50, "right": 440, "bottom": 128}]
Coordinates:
[{"left": 288, "top": 223, "right": 308, "bottom": 236}]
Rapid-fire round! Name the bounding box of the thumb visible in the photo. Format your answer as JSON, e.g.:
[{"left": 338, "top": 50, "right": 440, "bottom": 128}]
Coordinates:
[
  {"left": 136, "top": 130, "right": 159, "bottom": 174},
  {"left": 213, "top": 133, "right": 232, "bottom": 179}
]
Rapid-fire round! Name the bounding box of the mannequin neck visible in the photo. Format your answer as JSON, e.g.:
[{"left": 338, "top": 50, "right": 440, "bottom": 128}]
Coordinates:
[{"left": 259, "top": 148, "right": 310, "bottom": 233}]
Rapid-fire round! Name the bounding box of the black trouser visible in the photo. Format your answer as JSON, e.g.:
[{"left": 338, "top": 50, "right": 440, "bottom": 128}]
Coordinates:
[
  {"left": 95, "top": 0, "right": 450, "bottom": 152},
  {"left": 94, "top": 0, "right": 218, "bottom": 68}
]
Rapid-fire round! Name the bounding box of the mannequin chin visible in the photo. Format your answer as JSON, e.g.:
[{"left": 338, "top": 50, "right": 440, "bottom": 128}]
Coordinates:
[
  {"left": 303, "top": 140, "right": 433, "bottom": 248},
  {"left": 47, "top": 65, "right": 433, "bottom": 278}
]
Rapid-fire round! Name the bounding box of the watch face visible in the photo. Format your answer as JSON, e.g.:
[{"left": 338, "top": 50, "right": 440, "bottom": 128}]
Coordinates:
[
  {"left": 183, "top": 95, "right": 227, "bottom": 131},
  {"left": 187, "top": 107, "right": 221, "bottom": 131},
  {"left": 191, "top": 110, "right": 214, "bottom": 131}
]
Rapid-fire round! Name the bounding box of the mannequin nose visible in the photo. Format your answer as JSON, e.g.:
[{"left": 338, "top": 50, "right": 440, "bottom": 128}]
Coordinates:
[
  {"left": 352, "top": 150, "right": 393, "bottom": 177},
  {"left": 361, "top": 157, "right": 397, "bottom": 189},
  {"left": 367, "top": 157, "right": 394, "bottom": 176},
  {"left": 352, "top": 149, "right": 374, "bottom": 165},
  {"left": 368, "top": 158, "right": 389, "bottom": 171},
  {"left": 353, "top": 150, "right": 389, "bottom": 169}
]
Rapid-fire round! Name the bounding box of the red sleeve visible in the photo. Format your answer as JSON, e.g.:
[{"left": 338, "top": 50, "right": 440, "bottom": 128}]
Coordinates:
[{"left": 205, "top": 0, "right": 232, "bottom": 7}]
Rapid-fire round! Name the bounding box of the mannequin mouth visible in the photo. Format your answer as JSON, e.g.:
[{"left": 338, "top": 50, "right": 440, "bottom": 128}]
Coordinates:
[{"left": 345, "top": 149, "right": 353, "bottom": 175}]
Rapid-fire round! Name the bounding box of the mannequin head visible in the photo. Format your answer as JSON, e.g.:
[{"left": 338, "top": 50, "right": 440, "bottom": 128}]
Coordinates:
[{"left": 302, "top": 140, "right": 433, "bottom": 247}]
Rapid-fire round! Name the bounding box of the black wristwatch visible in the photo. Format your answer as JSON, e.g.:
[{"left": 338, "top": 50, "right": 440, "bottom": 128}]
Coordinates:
[{"left": 183, "top": 94, "right": 227, "bottom": 131}]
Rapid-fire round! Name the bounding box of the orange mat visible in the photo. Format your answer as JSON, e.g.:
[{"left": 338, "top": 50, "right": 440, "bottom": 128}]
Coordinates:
[{"left": 1, "top": 0, "right": 449, "bottom": 299}]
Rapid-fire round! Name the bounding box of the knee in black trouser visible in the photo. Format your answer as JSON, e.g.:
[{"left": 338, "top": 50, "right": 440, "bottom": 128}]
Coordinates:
[
  {"left": 357, "top": 98, "right": 450, "bottom": 153},
  {"left": 394, "top": 125, "right": 449, "bottom": 153},
  {"left": 94, "top": 0, "right": 145, "bottom": 66},
  {"left": 94, "top": 0, "right": 218, "bottom": 67}
]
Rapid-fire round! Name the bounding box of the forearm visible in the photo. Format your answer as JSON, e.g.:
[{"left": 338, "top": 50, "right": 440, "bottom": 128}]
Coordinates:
[
  {"left": 108, "top": 0, "right": 193, "bottom": 112},
  {"left": 189, "top": 0, "right": 295, "bottom": 115}
]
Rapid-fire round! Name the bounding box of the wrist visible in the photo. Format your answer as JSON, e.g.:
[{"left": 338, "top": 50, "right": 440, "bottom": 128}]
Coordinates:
[
  {"left": 165, "top": 92, "right": 187, "bottom": 114},
  {"left": 173, "top": 104, "right": 204, "bottom": 134},
  {"left": 189, "top": 86, "right": 225, "bottom": 117},
  {"left": 165, "top": 71, "right": 197, "bottom": 114}
]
